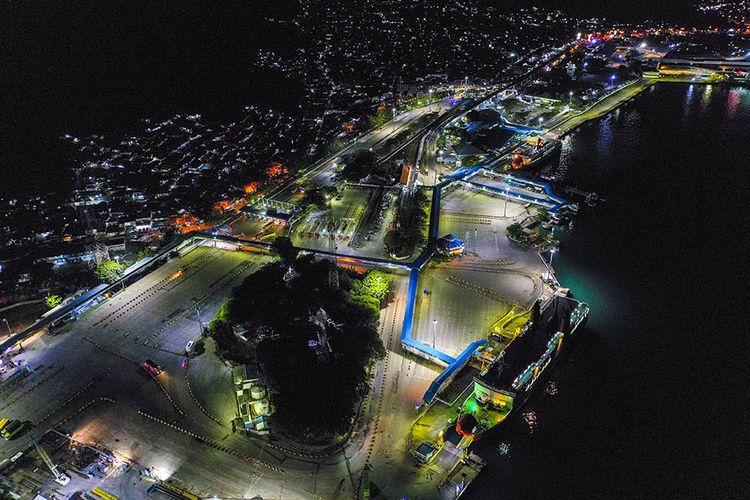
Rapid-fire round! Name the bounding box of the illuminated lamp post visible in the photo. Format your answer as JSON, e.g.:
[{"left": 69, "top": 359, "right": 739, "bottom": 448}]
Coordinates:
[
  {"left": 548, "top": 248, "right": 556, "bottom": 282},
  {"left": 2, "top": 319, "right": 11, "bottom": 336},
  {"left": 194, "top": 299, "right": 203, "bottom": 334},
  {"left": 115, "top": 256, "right": 125, "bottom": 291},
  {"left": 432, "top": 319, "right": 437, "bottom": 350}
]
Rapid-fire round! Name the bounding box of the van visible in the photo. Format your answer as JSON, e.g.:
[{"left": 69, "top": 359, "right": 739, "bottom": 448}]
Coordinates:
[{"left": 185, "top": 340, "right": 195, "bottom": 353}]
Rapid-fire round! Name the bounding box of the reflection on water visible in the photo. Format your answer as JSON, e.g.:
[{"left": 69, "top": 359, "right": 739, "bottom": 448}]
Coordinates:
[{"left": 466, "top": 83, "right": 748, "bottom": 499}]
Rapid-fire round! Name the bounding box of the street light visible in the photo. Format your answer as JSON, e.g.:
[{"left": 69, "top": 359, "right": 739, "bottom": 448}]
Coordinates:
[
  {"left": 548, "top": 248, "right": 556, "bottom": 281},
  {"left": 432, "top": 319, "right": 437, "bottom": 350},
  {"left": 2, "top": 319, "right": 11, "bottom": 336},
  {"left": 568, "top": 91, "right": 574, "bottom": 105},
  {"left": 194, "top": 299, "right": 203, "bottom": 334},
  {"left": 115, "top": 256, "right": 125, "bottom": 291},
  {"left": 503, "top": 190, "right": 508, "bottom": 217}
]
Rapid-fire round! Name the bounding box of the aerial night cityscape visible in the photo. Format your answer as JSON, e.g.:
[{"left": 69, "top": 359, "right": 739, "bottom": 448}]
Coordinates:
[{"left": 0, "top": 1, "right": 747, "bottom": 499}]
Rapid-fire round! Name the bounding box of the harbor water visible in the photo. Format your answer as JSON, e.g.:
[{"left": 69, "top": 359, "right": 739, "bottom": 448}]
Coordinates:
[{"left": 465, "top": 83, "right": 748, "bottom": 499}]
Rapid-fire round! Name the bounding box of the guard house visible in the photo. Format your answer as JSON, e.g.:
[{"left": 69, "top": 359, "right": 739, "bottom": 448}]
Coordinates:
[
  {"left": 473, "top": 295, "right": 588, "bottom": 411},
  {"left": 437, "top": 234, "right": 464, "bottom": 256}
]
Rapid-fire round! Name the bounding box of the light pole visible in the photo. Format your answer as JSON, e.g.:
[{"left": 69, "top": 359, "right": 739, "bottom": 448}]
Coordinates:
[
  {"left": 568, "top": 91, "right": 574, "bottom": 105},
  {"left": 2, "top": 319, "right": 11, "bottom": 336},
  {"left": 115, "top": 256, "right": 125, "bottom": 291},
  {"left": 432, "top": 319, "right": 437, "bottom": 350},
  {"left": 194, "top": 299, "right": 203, "bottom": 335},
  {"left": 549, "top": 248, "right": 556, "bottom": 281},
  {"left": 503, "top": 190, "right": 508, "bottom": 217}
]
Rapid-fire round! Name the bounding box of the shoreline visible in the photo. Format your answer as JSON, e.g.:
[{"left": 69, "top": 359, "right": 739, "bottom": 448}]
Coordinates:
[
  {"left": 544, "top": 79, "right": 654, "bottom": 140},
  {"left": 543, "top": 76, "right": 750, "bottom": 140}
]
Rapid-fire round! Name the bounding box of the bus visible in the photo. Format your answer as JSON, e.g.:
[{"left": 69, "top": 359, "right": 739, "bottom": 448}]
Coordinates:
[
  {"left": 143, "top": 359, "right": 162, "bottom": 376},
  {"left": 1, "top": 420, "right": 23, "bottom": 440},
  {"left": 90, "top": 487, "right": 118, "bottom": 500}
]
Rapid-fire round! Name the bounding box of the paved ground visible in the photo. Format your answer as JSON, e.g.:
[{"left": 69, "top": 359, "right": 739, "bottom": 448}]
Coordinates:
[
  {"left": 229, "top": 216, "right": 285, "bottom": 242},
  {"left": 411, "top": 186, "right": 548, "bottom": 358},
  {"left": 0, "top": 245, "right": 297, "bottom": 498},
  {"left": 0, "top": 94, "right": 572, "bottom": 500}
]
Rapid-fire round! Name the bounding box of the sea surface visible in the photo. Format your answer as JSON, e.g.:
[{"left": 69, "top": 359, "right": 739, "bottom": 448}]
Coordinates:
[{"left": 466, "top": 83, "right": 748, "bottom": 499}]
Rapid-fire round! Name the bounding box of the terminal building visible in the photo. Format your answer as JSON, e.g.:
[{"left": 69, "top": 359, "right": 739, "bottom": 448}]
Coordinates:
[
  {"left": 436, "top": 234, "right": 464, "bottom": 256},
  {"left": 658, "top": 51, "right": 750, "bottom": 78}
]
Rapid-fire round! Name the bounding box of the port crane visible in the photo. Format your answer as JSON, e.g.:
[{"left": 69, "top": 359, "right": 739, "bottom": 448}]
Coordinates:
[{"left": 34, "top": 440, "right": 70, "bottom": 486}]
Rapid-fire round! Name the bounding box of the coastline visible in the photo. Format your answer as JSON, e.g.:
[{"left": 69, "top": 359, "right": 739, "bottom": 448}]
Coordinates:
[{"left": 544, "top": 79, "right": 654, "bottom": 139}]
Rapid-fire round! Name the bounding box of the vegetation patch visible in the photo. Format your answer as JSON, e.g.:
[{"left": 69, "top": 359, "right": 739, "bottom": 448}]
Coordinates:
[
  {"left": 209, "top": 252, "right": 386, "bottom": 442},
  {"left": 385, "top": 189, "right": 430, "bottom": 259}
]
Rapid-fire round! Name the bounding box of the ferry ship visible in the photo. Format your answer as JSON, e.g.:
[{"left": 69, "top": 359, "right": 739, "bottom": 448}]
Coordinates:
[{"left": 410, "top": 291, "right": 589, "bottom": 494}]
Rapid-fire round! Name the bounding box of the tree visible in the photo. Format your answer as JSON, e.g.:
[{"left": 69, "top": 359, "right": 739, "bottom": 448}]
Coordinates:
[
  {"left": 327, "top": 137, "right": 347, "bottom": 155},
  {"left": 462, "top": 155, "right": 483, "bottom": 168},
  {"left": 353, "top": 270, "right": 389, "bottom": 300},
  {"left": 384, "top": 190, "right": 430, "bottom": 258},
  {"left": 94, "top": 260, "right": 125, "bottom": 283},
  {"left": 30, "top": 261, "right": 54, "bottom": 285},
  {"left": 370, "top": 106, "right": 390, "bottom": 129},
  {"left": 272, "top": 236, "right": 299, "bottom": 263},
  {"left": 136, "top": 247, "right": 155, "bottom": 261},
  {"left": 213, "top": 256, "right": 384, "bottom": 441},
  {"left": 340, "top": 149, "right": 380, "bottom": 182},
  {"left": 44, "top": 295, "right": 63, "bottom": 309},
  {"left": 301, "top": 188, "right": 328, "bottom": 209},
  {"left": 533, "top": 208, "right": 550, "bottom": 223},
  {"left": 506, "top": 222, "right": 525, "bottom": 241}
]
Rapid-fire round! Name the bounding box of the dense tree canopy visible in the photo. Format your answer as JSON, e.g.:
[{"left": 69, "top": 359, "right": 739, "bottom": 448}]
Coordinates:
[
  {"left": 94, "top": 259, "right": 125, "bottom": 283},
  {"left": 211, "top": 256, "right": 385, "bottom": 441},
  {"left": 384, "top": 190, "right": 430, "bottom": 258}
]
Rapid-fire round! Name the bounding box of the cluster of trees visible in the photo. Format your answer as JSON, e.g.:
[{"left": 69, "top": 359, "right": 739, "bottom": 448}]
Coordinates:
[
  {"left": 93, "top": 259, "right": 126, "bottom": 283},
  {"left": 209, "top": 252, "right": 384, "bottom": 442},
  {"left": 384, "top": 190, "right": 430, "bottom": 258},
  {"left": 93, "top": 247, "right": 154, "bottom": 284},
  {"left": 369, "top": 105, "right": 391, "bottom": 129},
  {"left": 300, "top": 186, "right": 336, "bottom": 210},
  {"left": 44, "top": 294, "right": 62, "bottom": 309},
  {"left": 461, "top": 155, "right": 484, "bottom": 168},
  {"left": 349, "top": 270, "right": 390, "bottom": 318},
  {"left": 506, "top": 222, "right": 526, "bottom": 242},
  {"left": 339, "top": 149, "right": 393, "bottom": 182}
]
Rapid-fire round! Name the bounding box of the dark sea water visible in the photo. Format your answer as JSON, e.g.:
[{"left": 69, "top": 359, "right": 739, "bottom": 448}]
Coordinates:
[{"left": 466, "top": 84, "right": 748, "bottom": 499}]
